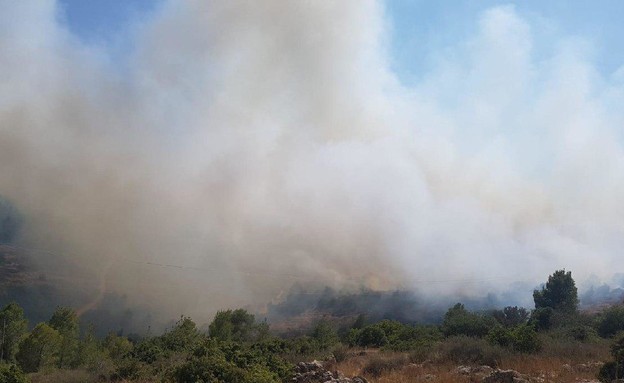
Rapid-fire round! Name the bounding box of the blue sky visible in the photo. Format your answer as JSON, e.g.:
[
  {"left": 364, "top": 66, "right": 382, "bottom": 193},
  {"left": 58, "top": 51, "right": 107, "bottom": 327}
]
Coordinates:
[{"left": 59, "top": 0, "right": 624, "bottom": 85}]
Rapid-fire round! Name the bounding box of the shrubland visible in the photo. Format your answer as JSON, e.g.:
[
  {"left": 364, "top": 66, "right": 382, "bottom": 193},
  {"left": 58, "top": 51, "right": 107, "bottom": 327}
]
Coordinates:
[{"left": 0, "top": 269, "right": 622, "bottom": 382}]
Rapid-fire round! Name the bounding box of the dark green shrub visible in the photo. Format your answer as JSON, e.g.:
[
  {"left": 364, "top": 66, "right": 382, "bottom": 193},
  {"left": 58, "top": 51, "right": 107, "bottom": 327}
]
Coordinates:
[
  {"left": 385, "top": 324, "right": 442, "bottom": 351},
  {"left": 597, "top": 334, "right": 624, "bottom": 382},
  {"left": 598, "top": 305, "right": 624, "bottom": 338},
  {"left": 208, "top": 309, "right": 268, "bottom": 343},
  {"left": 286, "top": 336, "right": 319, "bottom": 355},
  {"left": 487, "top": 324, "right": 541, "bottom": 354},
  {"left": 442, "top": 303, "right": 496, "bottom": 338},
  {"left": 357, "top": 326, "right": 388, "bottom": 348},
  {"left": 161, "top": 316, "right": 203, "bottom": 352},
  {"left": 492, "top": 306, "right": 529, "bottom": 327},
  {"left": 346, "top": 328, "right": 361, "bottom": 347},
  {"left": 113, "top": 359, "right": 148, "bottom": 381},
  {"left": 0, "top": 363, "right": 28, "bottom": 383},
  {"left": 530, "top": 307, "right": 554, "bottom": 331},
  {"left": 567, "top": 325, "right": 595, "bottom": 342},
  {"left": 311, "top": 320, "right": 339, "bottom": 350},
  {"left": 132, "top": 338, "right": 166, "bottom": 364},
  {"left": 487, "top": 325, "right": 514, "bottom": 348},
  {"left": 167, "top": 339, "right": 290, "bottom": 383},
  {"left": 511, "top": 325, "right": 541, "bottom": 353},
  {"left": 598, "top": 361, "right": 624, "bottom": 382},
  {"left": 168, "top": 354, "right": 253, "bottom": 383}
]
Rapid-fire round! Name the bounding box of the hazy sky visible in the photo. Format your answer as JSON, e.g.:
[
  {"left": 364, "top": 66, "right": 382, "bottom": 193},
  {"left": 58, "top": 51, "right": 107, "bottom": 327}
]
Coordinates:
[
  {"left": 59, "top": 0, "right": 624, "bottom": 83},
  {"left": 2, "top": 1, "right": 624, "bottom": 319}
]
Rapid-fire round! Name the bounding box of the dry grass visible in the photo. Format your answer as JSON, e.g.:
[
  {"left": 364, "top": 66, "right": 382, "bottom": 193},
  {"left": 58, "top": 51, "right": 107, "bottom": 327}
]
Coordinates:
[{"left": 333, "top": 343, "right": 609, "bottom": 383}]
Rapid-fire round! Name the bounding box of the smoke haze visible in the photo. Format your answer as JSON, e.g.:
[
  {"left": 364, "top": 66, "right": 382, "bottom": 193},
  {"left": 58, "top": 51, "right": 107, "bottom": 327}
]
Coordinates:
[{"left": 1, "top": 1, "right": 624, "bottom": 322}]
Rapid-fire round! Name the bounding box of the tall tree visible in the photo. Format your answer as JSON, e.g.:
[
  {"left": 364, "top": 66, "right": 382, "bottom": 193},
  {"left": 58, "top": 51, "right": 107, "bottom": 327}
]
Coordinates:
[
  {"left": 16, "top": 323, "right": 60, "bottom": 373},
  {"left": 0, "top": 302, "right": 28, "bottom": 362},
  {"left": 48, "top": 307, "right": 79, "bottom": 368},
  {"left": 533, "top": 269, "right": 579, "bottom": 314}
]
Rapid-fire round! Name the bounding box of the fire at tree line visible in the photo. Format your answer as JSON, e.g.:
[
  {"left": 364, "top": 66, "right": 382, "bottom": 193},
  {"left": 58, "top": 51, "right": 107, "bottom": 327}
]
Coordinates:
[{"left": 1, "top": 270, "right": 624, "bottom": 382}]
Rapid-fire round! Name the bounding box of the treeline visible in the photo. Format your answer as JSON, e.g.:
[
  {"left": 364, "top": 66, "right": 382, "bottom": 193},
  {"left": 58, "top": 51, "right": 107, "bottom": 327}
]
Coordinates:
[
  {"left": 1, "top": 269, "right": 624, "bottom": 382},
  {"left": 0, "top": 307, "right": 295, "bottom": 383}
]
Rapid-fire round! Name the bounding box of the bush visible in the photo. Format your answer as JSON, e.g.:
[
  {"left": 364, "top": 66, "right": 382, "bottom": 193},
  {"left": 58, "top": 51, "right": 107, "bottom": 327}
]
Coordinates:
[
  {"left": 113, "top": 359, "right": 149, "bottom": 381},
  {"left": 437, "top": 336, "right": 506, "bottom": 367},
  {"left": 166, "top": 340, "right": 290, "bottom": 383},
  {"left": 161, "top": 317, "right": 203, "bottom": 352},
  {"left": 132, "top": 338, "right": 166, "bottom": 364},
  {"left": 286, "top": 336, "right": 320, "bottom": 356},
  {"left": 356, "top": 326, "right": 387, "bottom": 348},
  {"left": 598, "top": 360, "right": 624, "bottom": 382},
  {"left": 511, "top": 325, "right": 541, "bottom": 353},
  {"left": 208, "top": 309, "right": 268, "bottom": 343},
  {"left": 530, "top": 307, "right": 554, "bottom": 331},
  {"left": 487, "top": 325, "right": 514, "bottom": 348},
  {"left": 311, "top": 320, "right": 339, "bottom": 350},
  {"left": 598, "top": 305, "right": 624, "bottom": 338},
  {"left": 567, "top": 325, "right": 596, "bottom": 342},
  {"left": 353, "top": 320, "right": 441, "bottom": 351},
  {"left": 167, "top": 354, "right": 262, "bottom": 383},
  {"left": 0, "top": 363, "right": 28, "bottom": 383},
  {"left": 597, "top": 333, "right": 624, "bottom": 382},
  {"left": 442, "top": 303, "right": 496, "bottom": 338},
  {"left": 492, "top": 306, "right": 529, "bottom": 327}
]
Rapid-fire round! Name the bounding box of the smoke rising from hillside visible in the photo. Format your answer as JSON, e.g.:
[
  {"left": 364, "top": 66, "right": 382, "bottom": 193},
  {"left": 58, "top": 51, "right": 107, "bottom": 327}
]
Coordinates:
[{"left": 1, "top": 1, "right": 624, "bottom": 321}]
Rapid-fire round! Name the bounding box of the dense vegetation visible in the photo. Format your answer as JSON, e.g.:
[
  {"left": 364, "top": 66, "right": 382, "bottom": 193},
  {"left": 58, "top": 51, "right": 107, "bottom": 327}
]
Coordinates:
[{"left": 0, "top": 269, "right": 623, "bottom": 382}]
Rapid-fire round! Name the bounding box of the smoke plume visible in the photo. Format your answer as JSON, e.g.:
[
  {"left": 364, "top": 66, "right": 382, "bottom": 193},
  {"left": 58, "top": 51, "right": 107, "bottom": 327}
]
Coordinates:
[{"left": 1, "top": 1, "right": 624, "bottom": 322}]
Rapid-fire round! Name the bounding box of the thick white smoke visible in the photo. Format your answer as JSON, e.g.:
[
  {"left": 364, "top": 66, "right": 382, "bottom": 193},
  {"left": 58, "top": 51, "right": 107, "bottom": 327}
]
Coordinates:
[{"left": 0, "top": 1, "right": 623, "bottom": 320}]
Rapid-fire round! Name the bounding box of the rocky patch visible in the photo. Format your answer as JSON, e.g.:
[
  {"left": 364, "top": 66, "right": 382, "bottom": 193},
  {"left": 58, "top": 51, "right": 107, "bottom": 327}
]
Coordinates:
[{"left": 292, "top": 361, "right": 368, "bottom": 383}]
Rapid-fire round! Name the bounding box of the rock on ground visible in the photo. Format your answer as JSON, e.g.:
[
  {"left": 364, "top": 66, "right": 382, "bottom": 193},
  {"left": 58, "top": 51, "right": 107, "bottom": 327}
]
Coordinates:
[
  {"left": 292, "top": 361, "right": 368, "bottom": 383},
  {"left": 482, "top": 369, "right": 529, "bottom": 383}
]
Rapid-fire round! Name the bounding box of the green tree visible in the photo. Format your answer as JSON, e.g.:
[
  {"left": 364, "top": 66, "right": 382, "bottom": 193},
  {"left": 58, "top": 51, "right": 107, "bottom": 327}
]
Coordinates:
[
  {"left": 311, "top": 320, "right": 338, "bottom": 350},
  {"left": 533, "top": 270, "right": 578, "bottom": 314},
  {"left": 0, "top": 303, "right": 28, "bottom": 362},
  {"left": 103, "top": 332, "right": 133, "bottom": 361},
  {"left": 75, "top": 324, "right": 103, "bottom": 369},
  {"left": 492, "top": 306, "right": 529, "bottom": 328},
  {"left": 442, "top": 303, "right": 495, "bottom": 338},
  {"left": 16, "top": 323, "right": 61, "bottom": 373},
  {"left": 209, "top": 309, "right": 262, "bottom": 342},
  {"left": 48, "top": 307, "right": 79, "bottom": 368},
  {"left": 161, "top": 316, "right": 202, "bottom": 352}
]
